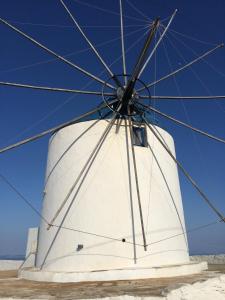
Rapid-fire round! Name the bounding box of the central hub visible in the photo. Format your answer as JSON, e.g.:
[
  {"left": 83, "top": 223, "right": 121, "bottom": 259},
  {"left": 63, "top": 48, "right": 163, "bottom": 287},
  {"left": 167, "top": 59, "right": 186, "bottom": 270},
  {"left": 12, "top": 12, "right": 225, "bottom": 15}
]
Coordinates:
[
  {"left": 102, "top": 74, "right": 151, "bottom": 117},
  {"left": 116, "top": 87, "right": 139, "bottom": 103},
  {"left": 117, "top": 85, "right": 140, "bottom": 115},
  {"left": 116, "top": 86, "right": 125, "bottom": 101}
]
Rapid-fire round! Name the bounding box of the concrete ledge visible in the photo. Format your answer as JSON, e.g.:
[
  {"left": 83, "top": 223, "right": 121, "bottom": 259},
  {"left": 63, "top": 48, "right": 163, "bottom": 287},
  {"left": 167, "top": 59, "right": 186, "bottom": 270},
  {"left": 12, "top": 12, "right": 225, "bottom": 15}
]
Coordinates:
[
  {"left": 0, "top": 260, "right": 23, "bottom": 271},
  {"left": 19, "top": 261, "right": 208, "bottom": 283}
]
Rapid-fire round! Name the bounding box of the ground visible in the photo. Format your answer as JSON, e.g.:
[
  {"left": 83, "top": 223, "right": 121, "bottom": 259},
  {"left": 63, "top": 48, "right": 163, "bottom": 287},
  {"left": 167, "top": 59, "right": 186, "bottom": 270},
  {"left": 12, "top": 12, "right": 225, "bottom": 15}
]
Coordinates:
[{"left": 0, "top": 265, "right": 224, "bottom": 299}]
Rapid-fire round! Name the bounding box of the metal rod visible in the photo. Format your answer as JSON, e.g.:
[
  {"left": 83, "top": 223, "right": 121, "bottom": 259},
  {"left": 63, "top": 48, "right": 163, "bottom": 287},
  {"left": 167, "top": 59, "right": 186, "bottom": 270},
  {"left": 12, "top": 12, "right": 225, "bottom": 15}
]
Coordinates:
[
  {"left": 0, "top": 173, "right": 49, "bottom": 225},
  {"left": 44, "top": 118, "right": 102, "bottom": 189},
  {"left": 128, "top": 19, "right": 160, "bottom": 83},
  {"left": 146, "top": 140, "right": 188, "bottom": 247},
  {"left": 133, "top": 120, "right": 187, "bottom": 247},
  {"left": 115, "top": 117, "right": 123, "bottom": 134},
  {"left": 72, "top": 0, "right": 148, "bottom": 23},
  {"left": 0, "top": 80, "right": 115, "bottom": 96},
  {"left": 138, "top": 43, "right": 224, "bottom": 92},
  {"left": 55, "top": 224, "right": 143, "bottom": 247},
  {"left": 140, "top": 95, "right": 225, "bottom": 100},
  {"left": 0, "top": 100, "right": 117, "bottom": 154},
  {"left": 40, "top": 113, "right": 118, "bottom": 269},
  {"left": 145, "top": 219, "right": 221, "bottom": 248},
  {"left": 125, "top": 0, "right": 151, "bottom": 22},
  {"left": 124, "top": 118, "right": 137, "bottom": 263},
  {"left": 141, "top": 103, "right": 225, "bottom": 145},
  {"left": 142, "top": 117, "right": 225, "bottom": 222},
  {"left": 128, "top": 117, "right": 147, "bottom": 251},
  {"left": 0, "top": 17, "right": 115, "bottom": 90},
  {"left": 60, "top": 0, "right": 121, "bottom": 88},
  {"left": 47, "top": 114, "right": 113, "bottom": 230},
  {"left": 119, "top": 0, "right": 127, "bottom": 85},
  {"left": 0, "top": 172, "right": 143, "bottom": 251},
  {"left": 138, "top": 9, "right": 177, "bottom": 78},
  {"left": 120, "top": 19, "right": 159, "bottom": 113}
]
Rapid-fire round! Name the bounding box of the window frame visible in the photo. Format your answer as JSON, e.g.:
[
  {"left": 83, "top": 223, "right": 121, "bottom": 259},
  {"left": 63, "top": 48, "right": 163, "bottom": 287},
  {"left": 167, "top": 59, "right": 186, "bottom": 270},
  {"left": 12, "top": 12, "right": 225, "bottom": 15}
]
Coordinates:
[{"left": 132, "top": 125, "right": 148, "bottom": 147}]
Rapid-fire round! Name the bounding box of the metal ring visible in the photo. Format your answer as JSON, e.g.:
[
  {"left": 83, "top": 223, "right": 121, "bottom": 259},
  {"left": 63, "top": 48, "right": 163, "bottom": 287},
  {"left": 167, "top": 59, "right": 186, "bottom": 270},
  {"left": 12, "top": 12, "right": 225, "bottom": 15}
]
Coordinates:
[{"left": 102, "top": 74, "right": 151, "bottom": 117}]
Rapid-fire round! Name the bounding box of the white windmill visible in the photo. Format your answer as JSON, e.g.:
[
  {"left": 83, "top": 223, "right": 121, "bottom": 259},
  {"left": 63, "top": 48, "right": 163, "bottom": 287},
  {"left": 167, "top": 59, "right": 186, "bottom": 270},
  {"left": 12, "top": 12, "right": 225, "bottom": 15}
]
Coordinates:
[{"left": 0, "top": 0, "right": 224, "bottom": 282}]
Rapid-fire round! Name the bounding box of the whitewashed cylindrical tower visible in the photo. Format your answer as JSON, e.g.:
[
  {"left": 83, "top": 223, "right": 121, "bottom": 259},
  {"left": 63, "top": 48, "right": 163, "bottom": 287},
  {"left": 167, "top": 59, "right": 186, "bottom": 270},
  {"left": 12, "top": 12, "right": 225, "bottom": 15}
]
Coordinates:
[{"left": 36, "top": 118, "right": 189, "bottom": 272}]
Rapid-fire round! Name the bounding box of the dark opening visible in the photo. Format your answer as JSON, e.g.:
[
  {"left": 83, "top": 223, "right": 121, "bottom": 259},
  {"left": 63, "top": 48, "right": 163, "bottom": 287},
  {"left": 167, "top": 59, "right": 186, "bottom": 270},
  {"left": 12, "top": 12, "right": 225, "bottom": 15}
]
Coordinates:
[
  {"left": 132, "top": 126, "right": 147, "bottom": 147},
  {"left": 76, "top": 244, "right": 84, "bottom": 252}
]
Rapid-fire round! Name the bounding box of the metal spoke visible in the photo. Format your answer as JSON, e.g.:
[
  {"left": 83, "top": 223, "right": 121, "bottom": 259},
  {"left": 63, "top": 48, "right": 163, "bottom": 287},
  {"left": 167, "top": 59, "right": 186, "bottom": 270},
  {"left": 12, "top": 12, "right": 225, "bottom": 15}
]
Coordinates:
[
  {"left": 142, "top": 117, "right": 225, "bottom": 222},
  {"left": 0, "top": 17, "right": 115, "bottom": 90},
  {"left": 144, "top": 220, "right": 221, "bottom": 249},
  {"left": 128, "top": 117, "right": 147, "bottom": 251},
  {"left": 124, "top": 118, "right": 137, "bottom": 263},
  {"left": 40, "top": 112, "right": 118, "bottom": 269},
  {"left": 0, "top": 80, "right": 115, "bottom": 96},
  {"left": 127, "top": 19, "right": 159, "bottom": 82},
  {"left": 115, "top": 117, "right": 123, "bottom": 134},
  {"left": 44, "top": 118, "right": 103, "bottom": 189},
  {"left": 0, "top": 100, "right": 117, "bottom": 154},
  {"left": 141, "top": 104, "right": 225, "bottom": 145},
  {"left": 72, "top": 0, "right": 148, "bottom": 24},
  {"left": 47, "top": 113, "right": 113, "bottom": 230},
  {"left": 0, "top": 173, "right": 143, "bottom": 254},
  {"left": 119, "top": 0, "right": 127, "bottom": 85},
  {"left": 138, "top": 9, "right": 177, "bottom": 78},
  {"left": 60, "top": 0, "right": 122, "bottom": 88},
  {"left": 125, "top": 0, "right": 151, "bottom": 22},
  {"left": 120, "top": 19, "right": 159, "bottom": 113},
  {"left": 0, "top": 173, "right": 49, "bottom": 225},
  {"left": 140, "top": 95, "right": 225, "bottom": 100},
  {"left": 138, "top": 43, "right": 224, "bottom": 92},
  {"left": 146, "top": 140, "right": 188, "bottom": 247}
]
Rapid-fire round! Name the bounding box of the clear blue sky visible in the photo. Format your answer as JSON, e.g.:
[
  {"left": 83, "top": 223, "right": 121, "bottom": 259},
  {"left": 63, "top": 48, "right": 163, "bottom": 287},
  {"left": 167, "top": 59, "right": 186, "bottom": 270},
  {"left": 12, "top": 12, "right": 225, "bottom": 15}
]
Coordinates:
[{"left": 0, "top": 0, "right": 225, "bottom": 257}]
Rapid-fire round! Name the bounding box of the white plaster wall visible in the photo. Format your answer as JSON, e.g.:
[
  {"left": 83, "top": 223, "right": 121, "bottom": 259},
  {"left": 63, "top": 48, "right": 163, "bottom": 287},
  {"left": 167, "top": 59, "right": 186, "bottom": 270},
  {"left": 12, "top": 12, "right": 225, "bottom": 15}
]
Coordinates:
[
  {"left": 24, "top": 227, "right": 39, "bottom": 267},
  {"left": 0, "top": 260, "right": 23, "bottom": 270},
  {"left": 36, "top": 119, "right": 189, "bottom": 271}
]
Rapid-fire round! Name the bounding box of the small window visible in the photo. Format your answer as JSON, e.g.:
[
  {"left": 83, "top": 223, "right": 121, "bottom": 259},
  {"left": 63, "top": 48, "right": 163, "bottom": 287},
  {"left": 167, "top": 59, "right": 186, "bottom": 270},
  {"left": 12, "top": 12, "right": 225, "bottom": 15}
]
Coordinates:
[
  {"left": 132, "top": 126, "right": 147, "bottom": 147},
  {"left": 76, "top": 244, "right": 84, "bottom": 252}
]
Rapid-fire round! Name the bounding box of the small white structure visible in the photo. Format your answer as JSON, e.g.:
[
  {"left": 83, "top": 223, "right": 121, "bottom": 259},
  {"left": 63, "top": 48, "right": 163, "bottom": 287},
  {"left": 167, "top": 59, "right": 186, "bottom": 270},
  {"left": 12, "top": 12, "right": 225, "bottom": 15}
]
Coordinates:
[
  {"left": 34, "top": 119, "right": 190, "bottom": 273},
  {"left": 25, "top": 227, "right": 39, "bottom": 267}
]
